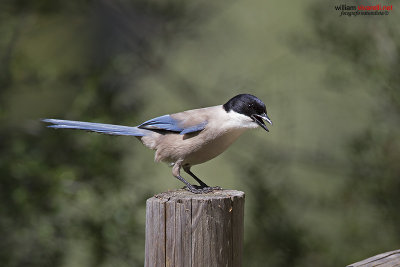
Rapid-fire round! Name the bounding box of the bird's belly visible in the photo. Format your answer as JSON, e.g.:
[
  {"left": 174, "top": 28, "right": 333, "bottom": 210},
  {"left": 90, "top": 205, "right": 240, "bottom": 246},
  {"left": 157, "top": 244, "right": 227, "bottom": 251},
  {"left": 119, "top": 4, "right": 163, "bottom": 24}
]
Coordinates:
[
  {"left": 182, "top": 129, "right": 245, "bottom": 165},
  {"left": 153, "top": 129, "right": 246, "bottom": 165}
]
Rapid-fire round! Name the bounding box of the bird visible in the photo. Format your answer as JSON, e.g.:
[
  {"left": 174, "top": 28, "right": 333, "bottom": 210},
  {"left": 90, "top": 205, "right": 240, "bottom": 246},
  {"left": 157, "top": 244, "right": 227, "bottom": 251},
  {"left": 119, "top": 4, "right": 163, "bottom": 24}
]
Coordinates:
[{"left": 42, "top": 94, "right": 272, "bottom": 194}]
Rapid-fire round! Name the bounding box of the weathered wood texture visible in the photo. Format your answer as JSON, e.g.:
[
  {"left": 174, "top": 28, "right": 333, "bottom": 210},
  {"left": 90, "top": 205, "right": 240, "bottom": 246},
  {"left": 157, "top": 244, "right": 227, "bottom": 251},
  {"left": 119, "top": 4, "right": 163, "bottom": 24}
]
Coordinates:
[
  {"left": 145, "top": 189, "right": 245, "bottom": 267},
  {"left": 348, "top": 249, "right": 400, "bottom": 267}
]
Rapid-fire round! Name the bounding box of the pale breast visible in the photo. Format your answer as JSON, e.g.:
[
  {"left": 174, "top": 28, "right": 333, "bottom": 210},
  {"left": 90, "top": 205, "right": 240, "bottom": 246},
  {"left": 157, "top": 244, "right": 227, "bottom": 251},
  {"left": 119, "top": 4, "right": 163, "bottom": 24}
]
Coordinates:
[
  {"left": 149, "top": 105, "right": 257, "bottom": 165},
  {"left": 153, "top": 126, "right": 246, "bottom": 166},
  {"left": 182, "top": 128, "right": 246, "bottom": 165}
]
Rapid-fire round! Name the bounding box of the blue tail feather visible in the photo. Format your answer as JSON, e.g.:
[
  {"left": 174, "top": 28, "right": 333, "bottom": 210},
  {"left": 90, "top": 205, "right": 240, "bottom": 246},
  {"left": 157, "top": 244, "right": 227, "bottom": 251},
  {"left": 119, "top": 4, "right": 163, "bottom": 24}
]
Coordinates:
[{"left": 42, "top": 119, "right": 148, "bottom": 136}]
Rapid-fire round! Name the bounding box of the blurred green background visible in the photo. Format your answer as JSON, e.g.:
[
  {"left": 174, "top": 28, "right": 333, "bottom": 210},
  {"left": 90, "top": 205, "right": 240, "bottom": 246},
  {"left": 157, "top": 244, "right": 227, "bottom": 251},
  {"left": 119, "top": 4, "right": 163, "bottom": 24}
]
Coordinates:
[{"left": 1, "top": 0, "right": 399, "bottom": 266}]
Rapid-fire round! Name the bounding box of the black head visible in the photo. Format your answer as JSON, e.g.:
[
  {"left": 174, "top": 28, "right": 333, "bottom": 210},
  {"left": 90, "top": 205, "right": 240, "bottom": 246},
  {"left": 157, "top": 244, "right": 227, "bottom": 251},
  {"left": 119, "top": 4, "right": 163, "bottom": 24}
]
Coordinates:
[{"left": 223, "top": 94, "right": 272, "bottom": 132}]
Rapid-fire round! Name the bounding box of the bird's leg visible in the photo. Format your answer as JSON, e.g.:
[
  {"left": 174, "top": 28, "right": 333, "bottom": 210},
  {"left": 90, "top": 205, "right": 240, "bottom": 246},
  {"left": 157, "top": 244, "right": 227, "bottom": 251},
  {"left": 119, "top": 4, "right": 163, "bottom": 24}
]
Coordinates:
[
  {"left": 183, "top": 165, "right": 222, "bottom": 191},
  {"left": 172, "top": 162, "right": 218, "bottom": 194},
  {"left": 183, "top": 166, "right": 209, "bottom": 188}
]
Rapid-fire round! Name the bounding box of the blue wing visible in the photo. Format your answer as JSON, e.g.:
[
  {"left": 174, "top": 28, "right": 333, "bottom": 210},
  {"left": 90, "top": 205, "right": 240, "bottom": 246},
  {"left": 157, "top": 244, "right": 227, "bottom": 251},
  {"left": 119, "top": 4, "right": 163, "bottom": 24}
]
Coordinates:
[
  {"left": 180, "top": 121, "right": 208, "bottom": 135},
  {"left": 138, "top": 115, "right": 207, "bottom": 135}
]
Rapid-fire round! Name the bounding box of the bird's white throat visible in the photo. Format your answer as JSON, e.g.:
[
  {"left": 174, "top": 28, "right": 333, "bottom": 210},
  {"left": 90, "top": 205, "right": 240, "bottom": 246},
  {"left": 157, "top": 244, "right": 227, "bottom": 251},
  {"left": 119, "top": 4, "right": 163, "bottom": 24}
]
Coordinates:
[{"left": 224, "top": 109, "right": 258, "bottom": 130}]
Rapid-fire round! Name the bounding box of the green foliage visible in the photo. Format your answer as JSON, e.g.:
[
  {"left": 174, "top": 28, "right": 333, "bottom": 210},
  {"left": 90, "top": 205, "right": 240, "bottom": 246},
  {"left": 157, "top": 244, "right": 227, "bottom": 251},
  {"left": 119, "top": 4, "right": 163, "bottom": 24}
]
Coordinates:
[
  {"left": 1, "top": 0, "right": 399, "bottom": 266},
  {"left": 0, "top": 1, "right": 201, "bottom": 266}
]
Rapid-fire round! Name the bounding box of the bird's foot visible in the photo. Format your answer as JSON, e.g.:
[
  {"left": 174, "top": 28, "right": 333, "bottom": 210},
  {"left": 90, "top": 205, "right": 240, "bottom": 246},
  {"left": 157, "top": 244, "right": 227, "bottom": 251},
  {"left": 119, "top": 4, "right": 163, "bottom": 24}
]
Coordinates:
[{"left": 184, "top": 185, "right": 222, "bottom": 194}]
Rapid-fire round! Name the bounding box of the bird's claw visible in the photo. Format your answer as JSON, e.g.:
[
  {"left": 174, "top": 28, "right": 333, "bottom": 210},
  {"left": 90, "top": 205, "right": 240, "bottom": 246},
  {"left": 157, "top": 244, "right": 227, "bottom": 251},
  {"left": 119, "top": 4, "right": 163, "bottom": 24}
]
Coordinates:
[{"left": 183, "top": 185, "right": 222, "bottom": 194}]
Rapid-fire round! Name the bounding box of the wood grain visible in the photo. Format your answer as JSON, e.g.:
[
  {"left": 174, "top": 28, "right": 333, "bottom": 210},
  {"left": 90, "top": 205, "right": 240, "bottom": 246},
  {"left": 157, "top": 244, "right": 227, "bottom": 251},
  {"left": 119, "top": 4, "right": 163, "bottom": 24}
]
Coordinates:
[
  {"left": 145, "top": 189, "right": 245, "bottom": 267},
  {"left": 348, "top": 249, "right": 400, "bottom": 267}
]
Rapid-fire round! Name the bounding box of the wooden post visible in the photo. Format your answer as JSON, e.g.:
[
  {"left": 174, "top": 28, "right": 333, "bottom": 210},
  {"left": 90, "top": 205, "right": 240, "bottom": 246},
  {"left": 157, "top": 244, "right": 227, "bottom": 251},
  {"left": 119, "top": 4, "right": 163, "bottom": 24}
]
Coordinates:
[
  {"left": 347, "top": 249, "right": 400, "bottom": 267},
  {"left": 145, "top": 189, "right": 245, "bottom": 267}
]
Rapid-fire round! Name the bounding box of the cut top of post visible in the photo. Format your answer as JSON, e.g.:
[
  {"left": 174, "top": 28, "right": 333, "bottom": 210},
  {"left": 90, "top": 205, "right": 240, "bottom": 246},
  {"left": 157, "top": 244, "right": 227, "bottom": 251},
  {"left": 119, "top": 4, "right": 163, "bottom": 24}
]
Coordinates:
[{"left": 152, "top": 189, "right": 245, "bottom": 201}]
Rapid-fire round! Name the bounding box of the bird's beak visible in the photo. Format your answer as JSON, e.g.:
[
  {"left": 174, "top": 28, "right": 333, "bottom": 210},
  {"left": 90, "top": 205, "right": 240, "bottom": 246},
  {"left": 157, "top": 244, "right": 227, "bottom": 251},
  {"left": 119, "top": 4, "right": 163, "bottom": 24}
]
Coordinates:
[{"left": 251, "top": 113, "right": 272, "bottom": 132}]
